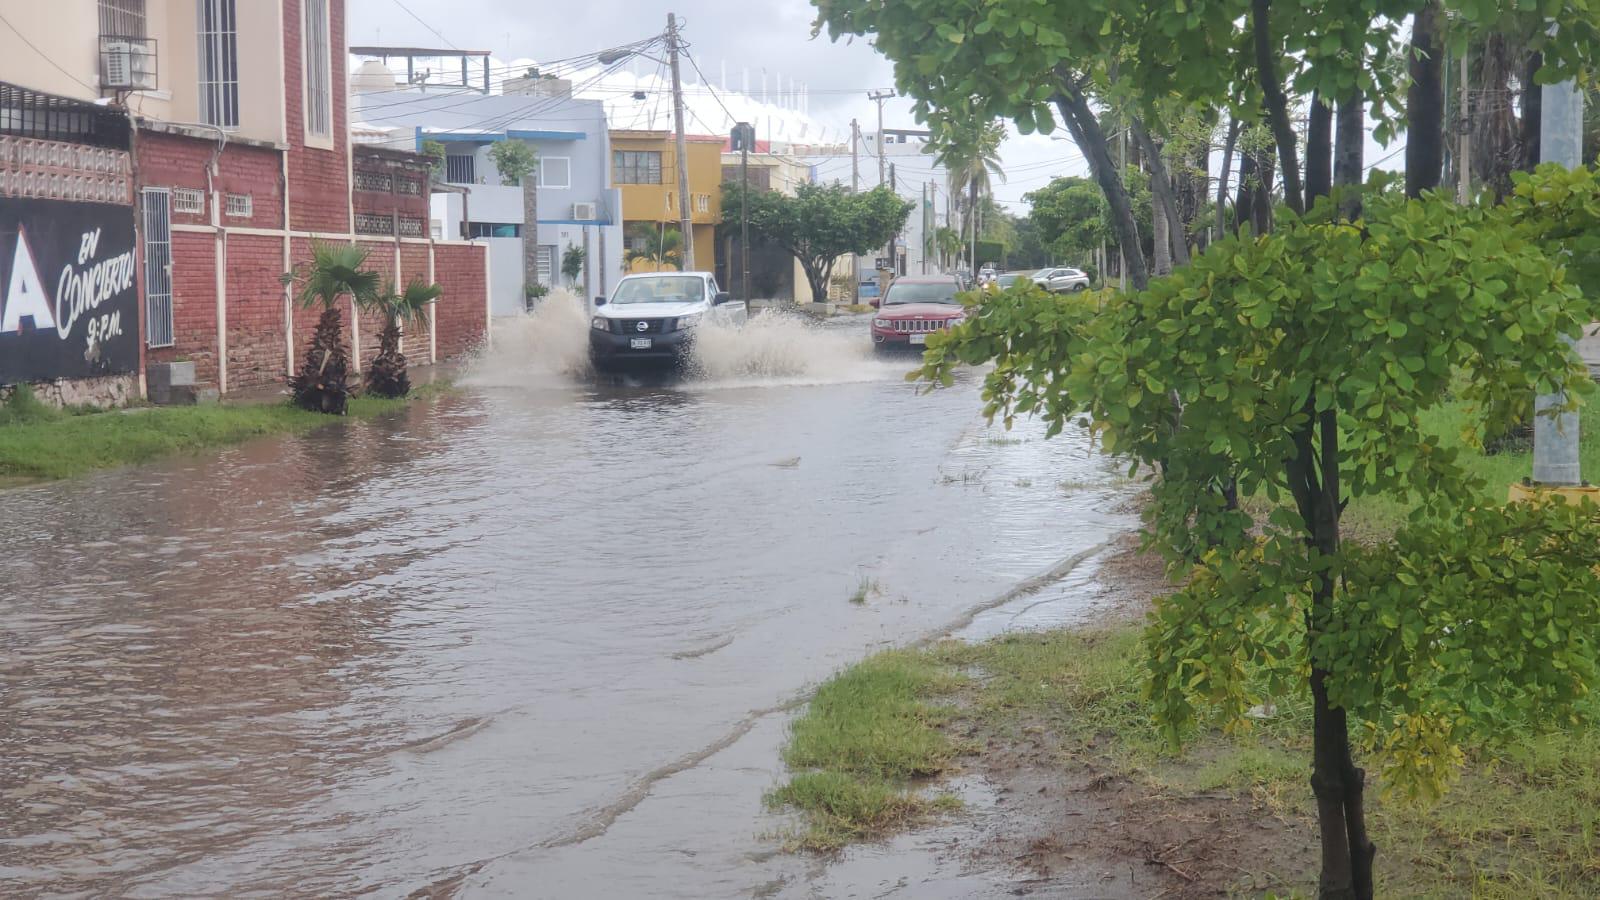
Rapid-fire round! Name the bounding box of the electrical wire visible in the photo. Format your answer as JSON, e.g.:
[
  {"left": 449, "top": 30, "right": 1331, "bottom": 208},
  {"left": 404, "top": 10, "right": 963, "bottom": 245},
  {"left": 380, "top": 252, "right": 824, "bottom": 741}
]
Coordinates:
[
  {"left": 388, "top": 0, "right": 460, "bottom": 50},
  {"left": 0, "top": 10, "right": 99, "bottom": 94}
]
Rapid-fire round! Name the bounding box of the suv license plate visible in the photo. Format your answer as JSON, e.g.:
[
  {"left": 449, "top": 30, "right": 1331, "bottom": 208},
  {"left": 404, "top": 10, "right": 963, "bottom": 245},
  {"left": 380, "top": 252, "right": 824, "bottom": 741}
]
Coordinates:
[
  {"left": 909, "top": 333, "right": 928, "bottom": 346},
  {"left": 630, "top": 337, "right": 653, "bottom": 350}
]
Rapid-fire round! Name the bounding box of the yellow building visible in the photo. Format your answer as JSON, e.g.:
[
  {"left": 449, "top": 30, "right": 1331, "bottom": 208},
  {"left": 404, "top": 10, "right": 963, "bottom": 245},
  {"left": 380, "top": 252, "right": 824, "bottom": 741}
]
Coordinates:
[{"left": 610, "top": 130, "right": 722, "bottom": 273}]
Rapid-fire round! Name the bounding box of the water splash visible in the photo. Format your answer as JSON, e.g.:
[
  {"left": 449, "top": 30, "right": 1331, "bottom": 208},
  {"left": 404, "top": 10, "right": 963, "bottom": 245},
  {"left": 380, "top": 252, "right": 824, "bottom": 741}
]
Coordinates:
[{"left": 464, "top": 292, "right": 911, "bottom": 390}]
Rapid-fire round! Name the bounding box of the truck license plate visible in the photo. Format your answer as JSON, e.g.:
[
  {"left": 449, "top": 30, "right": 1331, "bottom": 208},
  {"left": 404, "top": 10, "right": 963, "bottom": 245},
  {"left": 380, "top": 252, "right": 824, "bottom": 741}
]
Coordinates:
[
  {"left": 630, "top": 337, "right": 652, "bottom": 350},
  {"left": 909, "top": 333, "right": 928, "bottom": 346}
]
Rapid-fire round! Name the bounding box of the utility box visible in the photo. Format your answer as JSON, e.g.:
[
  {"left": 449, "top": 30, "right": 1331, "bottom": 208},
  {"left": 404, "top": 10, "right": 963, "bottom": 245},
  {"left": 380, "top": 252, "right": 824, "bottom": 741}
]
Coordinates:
[{"left": 147, "top": 361, "right": 201, "bottom": 405}]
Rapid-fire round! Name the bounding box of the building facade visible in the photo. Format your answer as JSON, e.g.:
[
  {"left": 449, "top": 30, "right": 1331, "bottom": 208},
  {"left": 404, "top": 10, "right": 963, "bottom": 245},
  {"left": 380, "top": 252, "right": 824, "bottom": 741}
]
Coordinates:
[
  {"left": 609, "top": 130, "right": 721, "bottom": 275},
  {"left": 717, "top": 150, "right": 815, "bottom": 303},
  {"left": 350, "top": 64, "right": 624, "bottom": 316},
  {"left": 0, "top": 0, "right": 488, "bottom": 399}
]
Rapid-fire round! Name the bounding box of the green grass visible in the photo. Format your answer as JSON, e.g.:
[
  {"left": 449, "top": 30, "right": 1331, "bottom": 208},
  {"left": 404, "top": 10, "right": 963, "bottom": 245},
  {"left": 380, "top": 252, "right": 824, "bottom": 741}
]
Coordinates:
[
  {"left": 848, "top": 576, "right": 880, "bottom": 605},
  {"left": 0, "top": 382, "right": 450, "bottom": 482},
  {"left": 776, "top": 623, "right": 1600, "bottom": 894},
  {"left": 769, "top": 650, "right": 963, "bottom": 850},
  {"left": 1246, "top": 400, "right": 1600, "bottom": 542}
]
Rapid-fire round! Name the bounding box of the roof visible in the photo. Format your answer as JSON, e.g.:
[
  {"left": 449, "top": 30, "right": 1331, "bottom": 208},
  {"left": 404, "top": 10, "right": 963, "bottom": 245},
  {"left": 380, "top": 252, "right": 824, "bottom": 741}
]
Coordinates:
[
  {"left": 892, "top": 275, "right": 961, "bottom": 283},
  {"left": 351, "top": 46, "right": 493, "bottom": 57}
]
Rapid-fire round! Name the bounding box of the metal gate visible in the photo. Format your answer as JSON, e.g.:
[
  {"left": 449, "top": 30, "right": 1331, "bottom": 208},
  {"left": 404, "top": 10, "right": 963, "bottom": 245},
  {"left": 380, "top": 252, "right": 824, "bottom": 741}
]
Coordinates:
[{"left": 141, "top": 188, "right": 174, "bottom": 348}]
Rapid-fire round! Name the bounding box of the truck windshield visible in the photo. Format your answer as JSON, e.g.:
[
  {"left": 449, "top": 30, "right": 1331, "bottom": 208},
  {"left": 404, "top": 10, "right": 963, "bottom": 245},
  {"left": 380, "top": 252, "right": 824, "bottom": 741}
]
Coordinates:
[
  {"left": 883, "top": 281, "right": 960, "bottom": 305},
  {"left": 611, "top": 276, "right": 705, "bottom": 304}
]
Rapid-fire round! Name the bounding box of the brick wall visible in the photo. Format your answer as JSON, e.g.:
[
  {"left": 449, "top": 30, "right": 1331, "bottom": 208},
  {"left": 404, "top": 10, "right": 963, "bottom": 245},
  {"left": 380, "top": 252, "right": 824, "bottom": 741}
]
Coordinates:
[
  {"left": 136, "top": 131, "right": 285, "bottom": 229},
  {"left": 284, "top": 0, "right": 351, "bottom": 235},
  {"left": 433, "top": 244, "right": 488, "bottom": 360},
  {"left": 146, "top": 231, "right": 220, "bottom": 386},
  {"left": 225, "top": 234, "right": 290, "bottom": 390},
  {"left": 399, "top": 243, "right": 433, "bottom": 362}
]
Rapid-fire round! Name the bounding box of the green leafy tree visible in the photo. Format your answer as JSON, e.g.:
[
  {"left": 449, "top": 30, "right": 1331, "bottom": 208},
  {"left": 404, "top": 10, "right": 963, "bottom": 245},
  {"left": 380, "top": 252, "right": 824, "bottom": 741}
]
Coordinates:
[
  {"left": 561, "top": 245, "right": 586, "bottom": 286},
  {"left": 625, "top": 223, "right": 684, "bottom": 272},
  {"left": 932, "top": 122, "right": 1006, "bottom": 270},
  {"left": 366, "top": 278, "right": 442, "bottom": 399},
  {"left": 420, "top": 140, "right": 446, "bottom": 179},
  {"left": 924, "top": 171, "right": 1600, "bottom": 897},
  {"left": 1026, "top": 174, "right": 1152, "bottom": 272},
  {"left": 722, "top": 182, "right": 912, "bottom": 303},
  {"left": 488, "top": 140, "right": 538, "bottom": 187},
  {"left": 283, "top": 242, "right": 382, "bottom": 415}
]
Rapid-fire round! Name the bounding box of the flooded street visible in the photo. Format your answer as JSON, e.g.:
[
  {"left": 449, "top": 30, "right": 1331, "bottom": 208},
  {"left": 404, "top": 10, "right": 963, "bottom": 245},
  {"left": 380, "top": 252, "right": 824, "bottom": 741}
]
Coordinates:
[{"left": 1, "top": 311, "right": 1135, "bottom": 898}]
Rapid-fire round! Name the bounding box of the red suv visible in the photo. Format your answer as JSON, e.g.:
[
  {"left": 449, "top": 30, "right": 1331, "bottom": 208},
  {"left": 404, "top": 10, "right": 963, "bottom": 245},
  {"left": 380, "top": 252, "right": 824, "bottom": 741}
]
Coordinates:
[{"left": 870, "top": 276, "right": 967, "bottom": 351}]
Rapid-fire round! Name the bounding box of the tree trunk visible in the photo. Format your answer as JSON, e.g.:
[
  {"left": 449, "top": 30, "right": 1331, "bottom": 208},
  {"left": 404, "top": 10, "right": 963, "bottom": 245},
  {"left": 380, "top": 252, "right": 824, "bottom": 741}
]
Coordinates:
[
  {"left": 1131, "top": 118, "right": 1190, "bottom": 268},
  {"left": 1233, "top": 144, "right": 1257, "bottom": 237},
  {"left": 1252, "top": 145, "right": 1276, "bottom": 236},
  {"left": 1251, "top": 0, "right": 1304, "bottom": 216},
  {"left": 1306, "top": 93, "right": 1334, "bottom": 203},
  {"left": 1216, "top": 118, "right": 1241, "bottom": 242},
  {"left": 803, "top": 257, "right": 833, "bottom": 306},
  {"left": 1521, "top": 51, "right": 1544, "bottom": 172},
  {"left": 1335, "top": 93, "right": 1366, "bottom": 220},
  {"left": 1053, "top": 79, "right": 1150, "bottom": 289},
  {"left": 290, "top": 306, "right": 352, "bottom": 415},
  {"left": 1406, "top": 1, "right": 1446, "bottom": 198},
  {"left": 1152, "top": 187, "right": 1171, "bottom": 276},
  {"left": 365, "top": 319, "right": 410, "bottom": 399}
]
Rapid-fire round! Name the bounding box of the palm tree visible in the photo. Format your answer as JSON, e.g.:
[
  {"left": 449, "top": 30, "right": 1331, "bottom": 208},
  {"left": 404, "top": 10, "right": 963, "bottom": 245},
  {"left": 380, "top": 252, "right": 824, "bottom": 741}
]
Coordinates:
[
  {"left": 285, "top": 242, "right": 381, "bottom": 415},
  {"left": 366, "top": 278, "right": 443, "bottom": 399},
  {"left": 935, "top": 122, "right": 1006, "bottom": 271},
  {"left": 624, "top": 223, "right": 684, "bottom": 271}
]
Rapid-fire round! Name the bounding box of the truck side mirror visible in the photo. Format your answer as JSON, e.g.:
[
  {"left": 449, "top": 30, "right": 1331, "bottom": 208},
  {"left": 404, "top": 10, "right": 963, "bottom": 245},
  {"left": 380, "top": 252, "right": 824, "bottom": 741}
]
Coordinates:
[{"left": 594, "top": 295, "right": 608, "bottom": 306}]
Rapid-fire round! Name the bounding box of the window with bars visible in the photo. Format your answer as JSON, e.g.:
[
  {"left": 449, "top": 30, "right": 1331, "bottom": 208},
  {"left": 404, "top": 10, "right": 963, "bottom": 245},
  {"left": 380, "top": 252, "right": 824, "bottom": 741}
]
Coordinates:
[
  {"left": 171, "top": 187, "right": 205, "bottom": 214},
  {"left": 197, "top": 0, "right": 239, "bottom": 129},
  {"left": 612, "top": 150, "right": 662, "bottom": 184},
  {"left": 142, "top": 189, "right": 174, "bottom": 347},
  {"left": 303, "top": 0, "right": 331, "bottom": 139},
  {"left": 694, "top": 194, "right": 710, "bottom": 213},
  {"left": 224, "top": 193, "right": 251, "bottom": 218},
  {"left": 99, "top": 0, "right": 147, "bottom": 37},
  {"left": 445, "top": 153, "right": 475, "bottom": 184}
]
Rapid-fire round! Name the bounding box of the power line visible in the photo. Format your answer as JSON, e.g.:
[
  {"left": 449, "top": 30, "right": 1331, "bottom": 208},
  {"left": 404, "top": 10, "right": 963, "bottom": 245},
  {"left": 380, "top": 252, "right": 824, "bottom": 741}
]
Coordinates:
[
  {"left": 0, "top": 10, "right": 99, "bottom": 93},
  {"left": 388, "top": 0, "right": 459, "bottom": 51}
]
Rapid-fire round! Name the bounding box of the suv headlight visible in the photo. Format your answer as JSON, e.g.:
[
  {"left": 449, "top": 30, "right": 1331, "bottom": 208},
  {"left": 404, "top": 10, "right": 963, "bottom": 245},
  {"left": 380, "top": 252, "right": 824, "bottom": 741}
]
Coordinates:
[
  {"left": 591, "top": 316, "right": 611, "bottom": 332},
  {"left": 675, "top": 314, "right": 702, "bottom": 331},
  {"left": 873, "top": 318, "right": 890, "bottom": 328}
]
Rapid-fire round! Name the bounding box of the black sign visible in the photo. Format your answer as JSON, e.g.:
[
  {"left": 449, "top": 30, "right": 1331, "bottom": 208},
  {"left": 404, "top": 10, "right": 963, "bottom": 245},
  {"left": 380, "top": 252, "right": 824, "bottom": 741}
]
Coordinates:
[{"left": 0, "top": 199, "right": 139, "bottom": 383}]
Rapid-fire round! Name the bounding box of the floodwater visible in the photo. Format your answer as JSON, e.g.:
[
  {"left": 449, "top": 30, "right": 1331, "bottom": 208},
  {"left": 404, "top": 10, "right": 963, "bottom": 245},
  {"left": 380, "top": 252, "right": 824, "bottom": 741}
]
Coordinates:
[{"left": 1, "top": 296, "right": 1137, "bottom": 898}]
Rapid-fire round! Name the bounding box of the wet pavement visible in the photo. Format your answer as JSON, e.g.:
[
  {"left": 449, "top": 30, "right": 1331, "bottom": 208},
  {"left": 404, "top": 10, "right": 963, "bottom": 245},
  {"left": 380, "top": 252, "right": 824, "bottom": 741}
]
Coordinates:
[{"left": 1, "top": 312, "right": 1136, "bottom": 898}]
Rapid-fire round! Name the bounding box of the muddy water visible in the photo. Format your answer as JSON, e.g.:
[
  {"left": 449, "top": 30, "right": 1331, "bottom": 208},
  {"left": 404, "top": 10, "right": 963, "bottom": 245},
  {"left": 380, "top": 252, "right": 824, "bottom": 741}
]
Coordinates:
[{"left": 1, "top": 304, "right": 1135, "bottom": 898}]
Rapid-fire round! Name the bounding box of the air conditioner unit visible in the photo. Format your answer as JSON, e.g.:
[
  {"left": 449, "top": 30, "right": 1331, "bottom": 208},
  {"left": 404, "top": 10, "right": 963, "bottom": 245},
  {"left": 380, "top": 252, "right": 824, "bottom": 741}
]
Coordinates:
[
  {"left": 572, "top": 202, "right": 597, "bottom": 221},
  {"left": 101, "top": 37, "right": 158, "bottom": 91}
]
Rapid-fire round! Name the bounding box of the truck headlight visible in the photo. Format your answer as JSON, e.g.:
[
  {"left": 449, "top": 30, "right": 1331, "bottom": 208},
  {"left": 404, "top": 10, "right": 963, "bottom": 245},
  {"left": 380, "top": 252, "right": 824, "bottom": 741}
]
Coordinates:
[
  {"left": 591, "top": 316, "right": 611, "bottom": 331},
  {"left": 873, "top": 318, "right": 890, "bottom": 328},
  {"left": 675, "top": 314, "right": 702, "bottom": 331}
]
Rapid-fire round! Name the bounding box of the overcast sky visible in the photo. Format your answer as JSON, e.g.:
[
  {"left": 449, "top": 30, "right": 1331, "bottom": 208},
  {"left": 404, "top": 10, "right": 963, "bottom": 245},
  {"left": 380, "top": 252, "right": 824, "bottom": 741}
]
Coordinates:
[{"left": 350, "top": 0, "right": 1089, "bottom": 211}]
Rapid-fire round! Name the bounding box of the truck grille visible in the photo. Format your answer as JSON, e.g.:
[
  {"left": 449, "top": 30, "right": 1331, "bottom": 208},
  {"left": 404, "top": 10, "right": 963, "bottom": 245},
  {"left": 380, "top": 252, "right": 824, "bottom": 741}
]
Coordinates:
[
  {"left": 892, "top": 319, "right": 950, "bottom": 334},
  {"left": 613, "top": 318, "right": 668, "bottom": 334}
]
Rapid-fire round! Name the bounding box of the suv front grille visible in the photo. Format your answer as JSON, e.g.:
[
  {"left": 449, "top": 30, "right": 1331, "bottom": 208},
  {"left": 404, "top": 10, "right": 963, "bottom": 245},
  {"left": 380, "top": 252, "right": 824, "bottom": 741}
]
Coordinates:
[{"left": 892, "top": 319, "right": 949, "bottom": 334}]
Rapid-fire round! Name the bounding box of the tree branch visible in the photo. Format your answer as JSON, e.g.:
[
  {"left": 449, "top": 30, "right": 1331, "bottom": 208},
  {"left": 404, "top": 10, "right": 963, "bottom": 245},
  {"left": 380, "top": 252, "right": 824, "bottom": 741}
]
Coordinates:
[{"left": 1052, "top": 76, "right": 1151, "bottom": 290}]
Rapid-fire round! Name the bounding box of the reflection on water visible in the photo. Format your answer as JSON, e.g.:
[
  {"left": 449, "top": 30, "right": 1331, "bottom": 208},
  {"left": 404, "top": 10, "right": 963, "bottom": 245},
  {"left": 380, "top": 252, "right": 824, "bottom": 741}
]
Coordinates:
[{"left": 1, "top": 325, "right": 1134, "bottom": 897}]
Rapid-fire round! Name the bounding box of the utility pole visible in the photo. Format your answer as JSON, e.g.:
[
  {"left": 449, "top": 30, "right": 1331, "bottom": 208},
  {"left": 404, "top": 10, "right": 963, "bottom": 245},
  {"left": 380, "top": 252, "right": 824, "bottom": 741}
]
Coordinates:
[
  {"left": 1529, "top": 61, "right": 1585, "bottom": 490},
  {"left": 869, "top": 89, "right": 893, "bottom": 187},
  {"left": 733, "top": 122, "right": 753, "bottom": 301},
  {"left": 1119, "top": 125, "right": 1128, "bottom": 291},
  {"left": 666, "top": 13, "right": 695, "bottom": 270},
  {"left": 850, "top": 118, "right": 861, "bottom": 305},
  {"left": 1457, "top": 47, "right": 1472, "bottom": 203}
]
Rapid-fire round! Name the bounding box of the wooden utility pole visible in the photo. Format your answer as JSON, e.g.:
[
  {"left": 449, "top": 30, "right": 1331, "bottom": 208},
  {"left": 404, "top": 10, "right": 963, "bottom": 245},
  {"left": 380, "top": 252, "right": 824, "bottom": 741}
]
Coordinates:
[{"left": 667, "top": 13, "right": 695, "bottom": 269}]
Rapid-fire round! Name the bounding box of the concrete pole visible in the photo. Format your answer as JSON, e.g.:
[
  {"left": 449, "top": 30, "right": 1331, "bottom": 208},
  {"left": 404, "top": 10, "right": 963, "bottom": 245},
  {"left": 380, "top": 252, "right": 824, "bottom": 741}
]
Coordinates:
[
  {"left": 667, "top": 13, "right": 695, "bottom": 270},
  {"left": 851, "top": 118, "right": 860, "bottom": 305},
  {"left": 1532, "top": 69, "right": 1584, "bottom": 486}
]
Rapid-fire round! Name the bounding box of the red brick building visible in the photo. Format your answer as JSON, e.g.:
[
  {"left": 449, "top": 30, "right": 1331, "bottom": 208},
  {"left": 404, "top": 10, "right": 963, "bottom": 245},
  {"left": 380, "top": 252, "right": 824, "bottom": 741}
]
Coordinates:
[
  {"left": 131, "top": 0, "right": 487, "bottom": 396},
  {"left": 0, "top": 0, "right": 488, "bottom": 399}
]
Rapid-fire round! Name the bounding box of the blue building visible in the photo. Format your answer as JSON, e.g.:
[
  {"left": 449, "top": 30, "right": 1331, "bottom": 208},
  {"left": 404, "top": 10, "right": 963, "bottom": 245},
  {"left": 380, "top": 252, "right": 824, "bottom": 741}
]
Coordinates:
[{"left": 351, "top": 60, "right": 624, "bottom": 317}]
